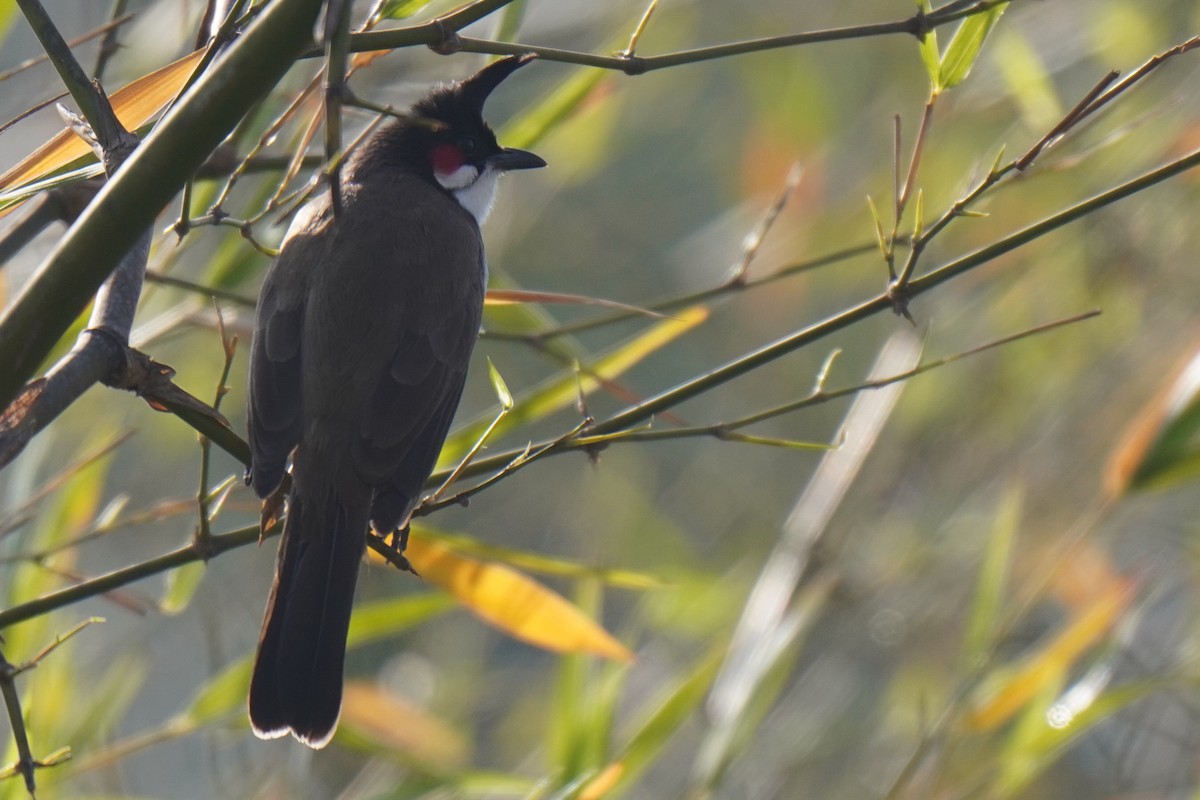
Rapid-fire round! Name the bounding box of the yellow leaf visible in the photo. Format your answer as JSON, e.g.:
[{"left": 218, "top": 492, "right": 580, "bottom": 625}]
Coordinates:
[
  {"left": 0, "top": 49, "right": 205, "bottom": 210},
  {"left": 378, "top": 535, "right": 634, "bottom": 663},
  {"left": 340, "top": 681, "right": 469, "bottom": 768},
  {"left": 965, "top": 578, "right": 1134, "bottom": 731},
  {"left": 580, "top": 762, "right": 625, "bottom": 800}
]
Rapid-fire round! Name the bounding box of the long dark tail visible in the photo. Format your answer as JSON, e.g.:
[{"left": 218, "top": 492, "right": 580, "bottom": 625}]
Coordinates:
[{"left": 248, "top": 470, "right": 368, "bottom": 748}]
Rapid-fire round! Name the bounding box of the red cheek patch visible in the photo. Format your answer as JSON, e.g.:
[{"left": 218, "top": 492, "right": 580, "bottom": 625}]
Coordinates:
[{"left": 430, "top": 143, "right": 466, "bottom": 176}]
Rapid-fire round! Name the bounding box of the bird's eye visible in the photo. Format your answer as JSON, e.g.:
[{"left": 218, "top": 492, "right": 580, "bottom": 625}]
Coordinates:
[{"left": 457, "top": 136, "right": 478, "bottom": 154}]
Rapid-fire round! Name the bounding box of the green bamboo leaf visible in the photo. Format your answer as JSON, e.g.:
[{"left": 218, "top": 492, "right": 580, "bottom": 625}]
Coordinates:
[
  {"left": 161, "top": 562, "right": 206, "bottom": 615},
  {"left": 495, "top": 0, "right": 528, "bottom": 43},
  {"left": 452, "top": 771, "right": 541, "bottom": 796},
  {"left": 0, "top": 0, "right": 20, "bottom": 37},
  {"left": 866, "top": 194, "right": 888, "bottom": 259},
  {"left": 375, "top": 0, "right": 437, "bottom": 20},
  {"left": 615, "top": 646, "right": 723, "bottom": 788},
  {"left": 939, "top": 3, "right": 1008, "bottom": 90},
  {"left": 990, "top": 143, "right": 1008, "bottom": 176},
  {"left": 549, "top": 578, "right": 604, "bottom": 776},
  {"left": 488, "top": 357, "right": 515, "bottom": 411},
  {"left": 719, "top": 431, "right": 837, "bottom": 450},
  {"left": 181, "top": 657, "right": 252, "bottom": 726},
  {"left": 0, "top": 162, "right": 104, "bottom": 216},
  {"left": 995, "top": 677, "right": 1167, "bottom": 798},
  {"left": 994, "top": 30, "right": 1062, "bottom": 132},
  {"left": 72, "top": 656, "right": 147, "bottom": 746},
  {"left": 916, "top": 0, "right": 941, "bottom": 92},
  {"left": 441, "top": 306, "right": 708, "bottom": 465},
  {"left": 995, "top": 675, "right": 1066, "bottom": 796},
  {"left": 345, "top": 591, "right": 457, "bottom": 649},
  {"left": 961, "top": 485, "right": 1020, "bottom": 668},
  {"left": 1107, "top": 346, "right": 1200, "bottom": 495},
  {"left": 912, "top": 187, "right": 925, "bottom": 242},
  {"left": 500, "top": 66, "right": 610, "bottom": 151}
]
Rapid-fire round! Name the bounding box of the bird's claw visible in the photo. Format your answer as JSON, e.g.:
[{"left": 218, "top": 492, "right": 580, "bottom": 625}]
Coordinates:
[{"left": 374, "top": 523, "right": 418, "bottom": 575}]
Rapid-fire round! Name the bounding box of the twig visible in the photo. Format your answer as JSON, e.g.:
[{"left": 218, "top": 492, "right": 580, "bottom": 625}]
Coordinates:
[
  {"left": 345, "top": 1, "right": 1010, "bottom": 72},
  {"left": 0, "top": 13, "right": 134, "bottom": 84},
  {"left": 893, "top": 33, "right": 1200, "bottom": 291},
  {"left": 93, "top": 0, "right": 131, "bottom": 81},
  {"left": 728, "top": 162, "right": 802, "bottom": 286},
  {"left": 0, "top": 91, "right": 69, "bottom": 137},
  {"left": 194, "top": 304, "right": 238, "bottom": 553},
  {"left": 143, "top": 271, "right": 256, "bottom": 308},
  {"left": 483, "top": 242, "right": 879, "bottom": 343},
  {"left": 0, "top": 622, "right": 98, "bottom": 794},
  {"left": 0, "top": 523, "right": 264, "bottom": 629},
  {"left": 14, "top": 0, "right": 128, "bottom": 153},
  {"left": 619, "top": 0, "right": 659, "bottom": 58},
  {"left": 571, "top": 310, "right": 1101, "bottom": 446}
]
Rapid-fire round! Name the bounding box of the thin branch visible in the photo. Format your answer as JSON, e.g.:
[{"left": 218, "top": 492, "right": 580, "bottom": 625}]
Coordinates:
[
  {"left": 93, "top": 0, "right": 132, "bottom": 81},
  {"left": 483, "top": 242, "right": 879, "bottom": 343},
  {"left": 0, "top": 523, "right": 264, "bottom": 629},
  {"left": 346, "top": 1, "right": 1010, "bottom": 72},
  {"left": 14, "top": 0, "right": 126, "bottom": 153},
  {"left": 0, "top": 12, "right": 134, "bottom": 84},
  {"left": 894, "top": 33, "right": 1200, "bottom": 290},
  {"left": 571, "top": 310, "right": 1101, "bottom": 445},
  {"left": 729, "top": 162, "right": 802, "bottom": 286},
  {"left": 0, "top": 91, "right": 69, "bottom": 137},
  {"left": 619, "top": 0, "right": 659, "bottom": 58},
  {"left": 322, "top": 0, "right": 353, "bottom": 217},
  {"left": 143, "top": 271, "right": 256, "bottom": 308}
]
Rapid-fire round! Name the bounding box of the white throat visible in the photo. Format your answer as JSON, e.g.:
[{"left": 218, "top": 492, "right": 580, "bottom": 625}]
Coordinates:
[{"left": 436, "top": 163, "right": 501, "bottom": 225}]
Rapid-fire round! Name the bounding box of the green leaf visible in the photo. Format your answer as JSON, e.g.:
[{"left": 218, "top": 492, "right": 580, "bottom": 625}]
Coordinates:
[
  {"left": 488, "top": 357, "right": 515, "bottom": 411},
  {"left": 961, "top": 485, "right": 1020, "bottom": 668},
  {"left": 161, "top": 562, "right": 206, "bottom": 615},
  {"left": 376, "top": 0, "right": 437, "bottom": 20},
  {"left": 939, "top": 3, "right": 1009, "bottom": 90},
  {"left": 441, "top": 306, "right": 708, "bottom": 466},
  {"left": 616, "top": 647, "right": 723, "bottom": 788},
  {"left": 0, "top": 0, "right": 20, "bottom": 39},
  {"left": 916, "top": 0, "right": 941, "bottom": 92},
  {"left": 866, "top": 194, "right": 888, "bottom": 259},
  {"left": 345, "top": 591, "right": 457, "bottom": 649},
  {"left": 912, "top": 188, "right": 925, "bottom": 242},
  {"left": 181, "top": 657, "right": 252, "bottom": 726},
  {"left": 1111, "top": 347, "right": 1200, "bottom": 493},
  {"left": 994, "top": 30, "right": 1062, "bottom": 132},
  {"left": 500, "top": 66, "right": 610, "bottom": 151},
  {"left": 0, "top": 163, "right": 105, "bottom": 216},
  {"left": 995, "top": 678, "right": 1166, "bottom": 798},
  {"left": 494, "top": 0, "right": 528, "bottom": 43}
]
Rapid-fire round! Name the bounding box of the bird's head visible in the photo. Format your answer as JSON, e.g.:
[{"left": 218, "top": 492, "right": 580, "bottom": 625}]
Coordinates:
[{"left": 368, "top": 55, "right": 546, "bottom": 223}]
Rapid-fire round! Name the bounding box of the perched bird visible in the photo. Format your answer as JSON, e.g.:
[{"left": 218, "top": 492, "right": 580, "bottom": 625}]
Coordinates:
[{"left": 246, "top": 56, "right": 545, "bottom": 748}]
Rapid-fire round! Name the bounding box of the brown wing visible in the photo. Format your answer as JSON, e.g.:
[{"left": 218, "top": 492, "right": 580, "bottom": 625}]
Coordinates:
[
  {"left": 247, "top": 201, "right": 330, "bottom": 498},
  {"left": 359, "top": 309, "right": 481, "bottom": 532}
]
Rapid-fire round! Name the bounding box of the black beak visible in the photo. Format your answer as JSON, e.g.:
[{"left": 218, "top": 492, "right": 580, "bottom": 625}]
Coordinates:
[{"left": 489, "top": 147, "right": 547, "bottom": 172}]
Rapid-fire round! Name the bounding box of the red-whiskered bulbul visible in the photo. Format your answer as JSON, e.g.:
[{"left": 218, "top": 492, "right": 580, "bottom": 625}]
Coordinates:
[{"left": 246, "top": 55, "right": 545, "bottom": 748}]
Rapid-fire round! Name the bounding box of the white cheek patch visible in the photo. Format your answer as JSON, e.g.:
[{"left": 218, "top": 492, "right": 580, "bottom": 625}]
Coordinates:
[
  {"left": 435, "top": 163, "right": 479, "bottom": 191},
  {"left": 450, "top": 165, "right": 502, "bottom": 225}
]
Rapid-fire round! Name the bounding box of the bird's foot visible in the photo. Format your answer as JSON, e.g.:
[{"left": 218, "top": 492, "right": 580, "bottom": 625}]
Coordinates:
[{"left": 374, "top": 523, "right": 418, "bottom": 576}]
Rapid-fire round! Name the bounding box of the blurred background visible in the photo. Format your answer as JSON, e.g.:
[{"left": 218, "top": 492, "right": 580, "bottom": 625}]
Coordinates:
[{"left": 3, "top": 0, "right": 1200, "bottom": 797}]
